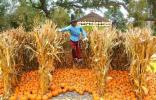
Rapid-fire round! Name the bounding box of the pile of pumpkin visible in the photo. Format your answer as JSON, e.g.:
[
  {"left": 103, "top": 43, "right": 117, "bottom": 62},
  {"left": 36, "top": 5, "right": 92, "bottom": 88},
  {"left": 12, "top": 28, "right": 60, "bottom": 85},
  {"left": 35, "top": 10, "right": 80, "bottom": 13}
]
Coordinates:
[
  {"left": 0, "top": 68, "right": 154, "bottom": 100},
  {"left": 10, "top": 68, "right": 99, "bottom": 100},
  {"left": 104, "top": 70, "right": 136, "bottom": 100}
]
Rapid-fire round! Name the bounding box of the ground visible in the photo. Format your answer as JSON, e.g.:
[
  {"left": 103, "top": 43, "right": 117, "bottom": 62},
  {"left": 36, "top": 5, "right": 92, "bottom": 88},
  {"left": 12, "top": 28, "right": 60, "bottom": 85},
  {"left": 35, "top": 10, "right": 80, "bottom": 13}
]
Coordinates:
[{"left": 1, "top": 68, "right": 155, "bottom": 100}]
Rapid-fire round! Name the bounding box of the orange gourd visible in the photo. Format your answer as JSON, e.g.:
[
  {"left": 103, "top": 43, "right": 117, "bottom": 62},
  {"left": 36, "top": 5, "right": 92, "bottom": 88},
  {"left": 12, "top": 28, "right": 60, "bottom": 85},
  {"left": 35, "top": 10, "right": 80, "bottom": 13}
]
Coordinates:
[
  {"left": 20, "top": 96, "right": 28, "bottom": 100},
  {"left": 47, "top": 92, "right": 52, "bottom": 98},
  {"left": 42, "top": 95, "right": 49, "bottom": 100},
  {"left": 36, "top": 95, "right": 42, "bottom": 100},
  {"left": 29, "top": 94, "right": 36, "bottom": 100},
  {"left": 9, "top": 95, "right": 17, "bottom": 100},
  {"left": 51, "top": 91, "right": 58, "bottom": 97}
]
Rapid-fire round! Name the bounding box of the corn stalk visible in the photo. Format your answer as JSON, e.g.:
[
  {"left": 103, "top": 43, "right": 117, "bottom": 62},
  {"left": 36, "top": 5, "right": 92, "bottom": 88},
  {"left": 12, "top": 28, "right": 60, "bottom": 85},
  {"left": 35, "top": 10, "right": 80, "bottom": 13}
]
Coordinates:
[
  {"left": 125, "top": 28, "right": 156, "bottom": 99},
  {"left": 0, "top": 32, "right": 19, "bottom": 99},
  {"left": 26, "top": 20, "right": 63, "bottom": 94},
  {"left": 7, "top": 27, "right": 33, "bottom": 72},
  {"left": 89, "top": 28, "right": 117, "bottom": 96}
]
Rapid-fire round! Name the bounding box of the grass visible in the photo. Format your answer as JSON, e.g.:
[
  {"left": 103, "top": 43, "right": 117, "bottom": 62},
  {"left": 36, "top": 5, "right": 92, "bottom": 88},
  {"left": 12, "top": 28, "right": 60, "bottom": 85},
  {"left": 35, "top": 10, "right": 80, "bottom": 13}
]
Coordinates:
[
  {"left": 83, "top": 26, "right": 109, "bottom": 33},
  {"left": 147, "top": 60, "right": 156, "bottom": 72}
]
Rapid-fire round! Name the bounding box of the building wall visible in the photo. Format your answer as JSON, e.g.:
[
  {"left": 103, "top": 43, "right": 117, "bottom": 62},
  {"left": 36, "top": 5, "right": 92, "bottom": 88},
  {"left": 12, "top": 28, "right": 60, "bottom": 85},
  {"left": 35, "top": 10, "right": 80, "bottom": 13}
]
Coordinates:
[{"left": 78, "top": 21, "right": 112, "bottom": 27}]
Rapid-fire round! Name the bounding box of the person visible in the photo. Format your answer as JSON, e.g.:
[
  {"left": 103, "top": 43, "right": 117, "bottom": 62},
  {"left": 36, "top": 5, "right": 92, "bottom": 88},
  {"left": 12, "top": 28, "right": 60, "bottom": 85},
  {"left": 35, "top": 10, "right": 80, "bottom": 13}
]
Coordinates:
[{"left": 58, "top": 14, "right": 88, "bottom": 64}]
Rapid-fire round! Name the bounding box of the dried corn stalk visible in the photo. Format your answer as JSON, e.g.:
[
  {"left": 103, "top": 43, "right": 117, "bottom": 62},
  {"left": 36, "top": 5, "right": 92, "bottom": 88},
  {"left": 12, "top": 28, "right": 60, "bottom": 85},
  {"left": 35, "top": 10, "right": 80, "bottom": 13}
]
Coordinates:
[
  {"left": 7, "top": 27, "right": 33, "bottom": 71},
  {"left": 125, "top": 28, "right": 156, "bottom": 99},
  {"left": 0, "top": 32, "right": 19, "bottom": 99},
  {"left": 26, "top": 20, "right": 63, "bottom": 94},
  {"left": 89, "top": 28, "right": 117, "bottom": 96}
]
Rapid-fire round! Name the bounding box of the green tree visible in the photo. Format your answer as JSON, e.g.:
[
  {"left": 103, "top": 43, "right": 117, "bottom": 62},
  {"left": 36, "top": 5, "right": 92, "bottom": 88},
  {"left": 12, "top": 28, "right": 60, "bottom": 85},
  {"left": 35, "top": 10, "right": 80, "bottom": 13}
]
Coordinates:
[
  {"left": 105, "top": 6, "right": 127, "bottom": 31},
  {"left": 51, "top": 7, "right": 70, "bottom": 27},
  {"left": 8, "top": 0, "right": 46, "bottom": 31},
  {"left": 147, "top": 0, "right": 156, "bottom": 18},
  {"left": 0, "top": 0, "right": 9, "bottom": 31},
  {"left": 128, "top": 0, "right": 148, "bottom": 27},
  {"left": 2, "top": 0, "right": 155, "bottom": 31},
  {"left": 147, "top": 0, "right": 156, "bottom": 35},
  {"left": 29, "top": 0, "right": 129, "bottom": 18}
]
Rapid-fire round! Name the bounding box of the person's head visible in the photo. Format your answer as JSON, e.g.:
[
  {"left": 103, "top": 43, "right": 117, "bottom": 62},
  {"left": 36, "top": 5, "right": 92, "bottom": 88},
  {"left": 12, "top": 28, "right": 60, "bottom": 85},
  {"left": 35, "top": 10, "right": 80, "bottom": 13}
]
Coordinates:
[
  {"left": 70, "top": 14, "right": 78, "bottom": 27},
  {"left": 71, "top": 20, "right": 77, "bottom": 27}
]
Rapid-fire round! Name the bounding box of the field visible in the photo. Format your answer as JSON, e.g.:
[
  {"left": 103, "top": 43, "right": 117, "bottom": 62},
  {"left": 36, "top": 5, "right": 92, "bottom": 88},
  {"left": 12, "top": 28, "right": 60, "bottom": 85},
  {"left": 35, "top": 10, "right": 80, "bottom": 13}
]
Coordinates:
[{"left": 0, "top": 21, "right": 156, "bottom": 100}]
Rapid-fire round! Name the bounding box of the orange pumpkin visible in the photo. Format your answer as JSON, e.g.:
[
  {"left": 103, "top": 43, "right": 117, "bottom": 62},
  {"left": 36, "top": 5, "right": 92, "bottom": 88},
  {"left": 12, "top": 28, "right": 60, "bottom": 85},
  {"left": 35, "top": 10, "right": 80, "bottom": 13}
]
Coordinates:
[
  {"left": 51, "top": 91, "right": 58, "bottom": 97},
  {"left": 42, "top": 95, "right": 49, "bottom": 100},
  {"left": 9, "top": 95, "right": 17, "bottom": 100},
  {"left": 47, "top": 92, "right": 52, "bottom": 98},
  {"left": 35, "top": 95, "right": 42, "bottom": 100},
  {"left": 29, "top": 94, "right": 36, "bottom": 100},
  {"left": 20, "top": 95, "right": 28, "bottom": 100},
  {"left": 62, "top": 87, "right": 68, "bottom": 93}
]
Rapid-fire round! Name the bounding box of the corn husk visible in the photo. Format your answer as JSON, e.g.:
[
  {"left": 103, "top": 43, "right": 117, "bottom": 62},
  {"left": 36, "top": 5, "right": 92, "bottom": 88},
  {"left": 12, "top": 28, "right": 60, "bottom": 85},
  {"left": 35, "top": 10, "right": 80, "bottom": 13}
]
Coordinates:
[
  {"left": 0, "top": 31, "right": 19, "bottom": 99},
  {"left": 89, "top": 27, "right": 117, "bottom": 96},
  {"left": 26, "top": 20, "right": 63, "bottom": 94},
  {"left": 125, "top": 28, "right": 156, "bottom": 99}
]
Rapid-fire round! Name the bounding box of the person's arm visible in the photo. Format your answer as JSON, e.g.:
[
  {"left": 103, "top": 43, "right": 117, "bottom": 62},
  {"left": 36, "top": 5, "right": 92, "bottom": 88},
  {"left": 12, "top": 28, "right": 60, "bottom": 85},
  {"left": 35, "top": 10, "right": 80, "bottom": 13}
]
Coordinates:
[
  {"left": 80, "top": 26, "right": 87, "bottom": 38},
  {"left": 59, "top": 26, "right": 71, "bottom": 32}
]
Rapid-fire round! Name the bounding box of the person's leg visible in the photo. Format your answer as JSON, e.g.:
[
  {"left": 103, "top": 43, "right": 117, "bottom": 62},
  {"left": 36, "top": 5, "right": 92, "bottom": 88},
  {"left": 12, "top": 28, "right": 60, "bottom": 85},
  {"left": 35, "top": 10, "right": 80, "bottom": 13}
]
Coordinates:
[
  {"left": 69, "top": 40, "right": 77, "bottom": 59},
  {"left": 76, "top": 41, "right": 82, "bottom": 59},
  {"left": 75, "top": 41, "right": 83, "bottom": 64}
]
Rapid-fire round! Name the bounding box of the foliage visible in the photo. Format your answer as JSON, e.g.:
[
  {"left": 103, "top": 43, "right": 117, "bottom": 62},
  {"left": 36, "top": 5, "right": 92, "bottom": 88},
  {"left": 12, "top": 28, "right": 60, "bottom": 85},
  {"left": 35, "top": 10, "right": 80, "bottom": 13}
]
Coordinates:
[
  {"left": 128, "top": 0, "right": 148, "bottom": 27},
  {"left": 8, "top": 0, "right": 46, "bottom": 31},
  {"left": 147, "top": 0, "right": 156, "bottom": 35},
  {"left": 0, "top": 0, "right": 9, "bottom": 31},
  {"left": 147, "top": 0, "right": 156, "bottom": 18},
  {"left": 51, "top": 7, "right": 70, "bottom": 27},
  {"left": 147, "top": 61, "right": 156, "bottom": 73},
  {"left": 105, "top": 6, "right": 127, "bottom": 31}
]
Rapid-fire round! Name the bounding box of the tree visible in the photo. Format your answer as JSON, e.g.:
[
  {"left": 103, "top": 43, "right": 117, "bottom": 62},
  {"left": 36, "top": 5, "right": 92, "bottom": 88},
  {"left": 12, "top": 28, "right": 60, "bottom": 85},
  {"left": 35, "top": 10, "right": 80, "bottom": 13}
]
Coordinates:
[
  {"left": 147, "top": 0, "right": 156, "bottom": 35},
  {"left": 29, "top": 0, "right": 51, "bottom": 18},
  {"left": 51, "top": 7, "right": 70, "bottom": 27},
  {"left": 128, "top": 0, "right": 148, "bottom": 27},
  {"left": 29, "top": 0, "right": 129, "bottom": 18},
  {"left": 105, "top": 6, "right": 127, "bottom": 31},
  {"left": 147, "top": 0, "right": 156, "bottom": 18},
  {"left": 1, "top": 0, "right": 155, "bottom": 31},
  {"left": 8, "top": 0, "right": 46, "bottom": 31},
  {"left": 0, "top": 0, "right": 9, "bottom": 31}
]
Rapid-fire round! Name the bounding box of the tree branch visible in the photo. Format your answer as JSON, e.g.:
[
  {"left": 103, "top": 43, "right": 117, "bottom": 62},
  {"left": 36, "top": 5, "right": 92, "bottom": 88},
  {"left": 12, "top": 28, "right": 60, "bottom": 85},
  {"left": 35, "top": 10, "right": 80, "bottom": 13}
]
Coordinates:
[
  {"left": 30, "top": 0, "right": 129, "bottom": 17},
  {"left": 56, "top": 0, "right": 129, "bottom": 12},
  {"left": 29, "top": 0, "right": 42, "bottom": 9},
  {"left": 29, "top": 0, "right": 50, "bottom": 18}
]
